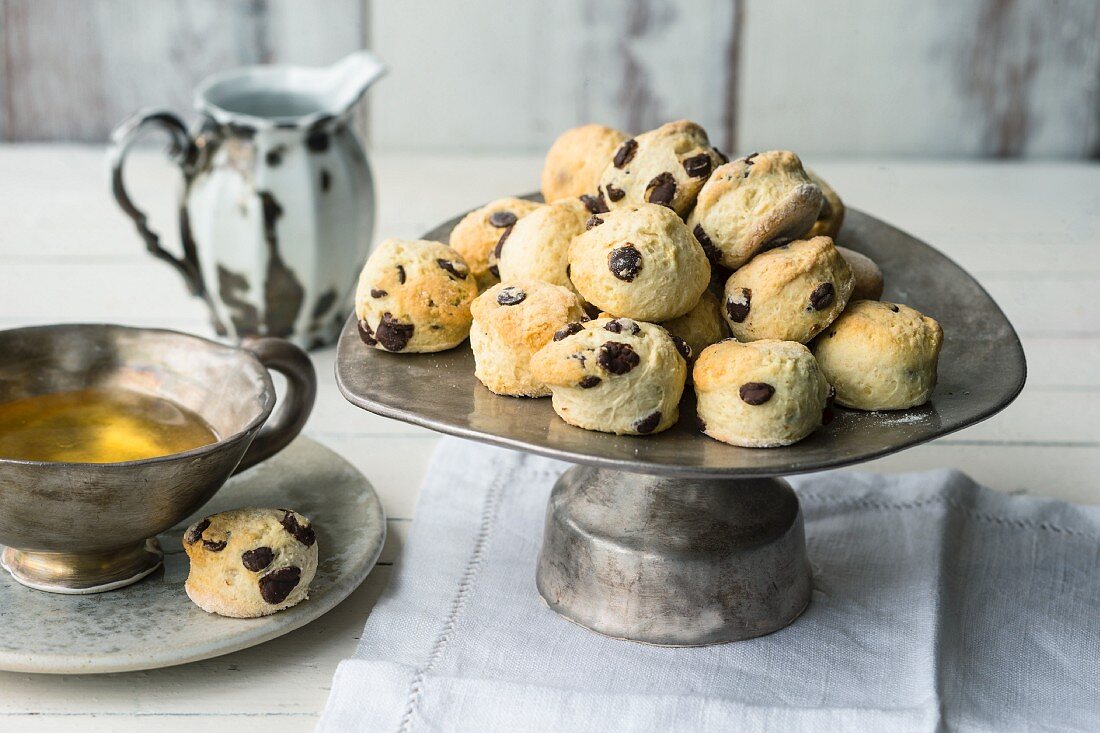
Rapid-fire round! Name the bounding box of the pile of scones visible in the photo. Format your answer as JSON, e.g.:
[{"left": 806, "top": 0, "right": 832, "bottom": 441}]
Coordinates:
[{"left": 354, "top": 120, "right": 944, "bottom": 448}]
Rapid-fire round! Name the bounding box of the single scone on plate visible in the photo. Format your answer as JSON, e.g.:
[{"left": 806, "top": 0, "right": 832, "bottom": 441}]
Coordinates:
[
  {"left": 813, "top": 300, "right": 943, "bottom": 410},
  {"left": 530, "top": 317, "right": 689, "bottom": 435},
  {"left": 183, "top": 508, "right": 318, "bottom": 618},
  {"left": 470, "top": 279, "right": 588, "bottom": 397},
  {"left": 694, "top": 339, "right": 830, "bottom": 448},
  {"left": 354, "top": 238, "right": 479, "bottom": 353}
]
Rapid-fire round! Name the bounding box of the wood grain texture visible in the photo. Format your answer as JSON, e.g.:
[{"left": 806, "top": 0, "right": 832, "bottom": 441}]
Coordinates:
[
  {"left": 0, "top": 0, "right": 367, "bottom": 143},
  {"left": 368, "top": 0, "right": 738, "bottom": 151},
  {"left": 738, "top": 0, "right": 1100, "bottom": 158}
]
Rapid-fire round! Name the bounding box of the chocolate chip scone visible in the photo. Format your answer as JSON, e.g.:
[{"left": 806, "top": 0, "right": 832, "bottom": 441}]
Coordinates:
[
  {"left": 694, "top": 339, "right": 830, "bottom": 448},
  {"left": 183, "top": 508, "right": 318, "bottom": 618},
  {"left": 597, "top": 120, "right": 725, "bottom": 218},
  {"left": 496, "top": 198, "right": 589, "bottom": 295},
  {"left": 659, "top": 289, "right": 730, "bottom": 370},
  {"left": 813, "top": 300, "right": 943, "bottom": 410},
  {"left": 470, "top": 280, "right": 588, "bottom": 397},
  {"left": 836, "top": 246, "right": 884, "bottom": 301},
  {"left": 354, "top": 238, "right": 478, "bottom": 353},
  {"left": 722, "top": 236, "right": 853, "bottom": 343},
  {"left": 686, "top": 151, "right": 823, "bottom": 270},
  {"left": 449, "top": 197, "right": 543, "bottom": 288},
  {"left": 540, "top": 124, "right": 629, "bottom": 203},
  {"left": 568, "top": 203, "right": 710, "bottom": 322},
  {"left": 530, "top": 317, "right": 688, "bottom": 435},
  {"left": 806, "top": 169, "right": 845, "bottom": 239}
]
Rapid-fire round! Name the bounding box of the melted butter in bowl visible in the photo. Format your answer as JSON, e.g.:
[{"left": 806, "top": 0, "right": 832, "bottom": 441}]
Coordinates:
[{"left": 0, "top": 388, "right": 219, "bottom": 463}]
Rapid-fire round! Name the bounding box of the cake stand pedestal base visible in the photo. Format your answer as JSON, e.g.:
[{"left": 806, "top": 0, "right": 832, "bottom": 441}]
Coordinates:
[{"left": 536, "top": 466, "right": 811, "bottom": 645}]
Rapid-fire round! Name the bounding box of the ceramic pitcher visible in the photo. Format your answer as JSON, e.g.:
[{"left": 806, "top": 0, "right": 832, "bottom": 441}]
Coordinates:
[{"left": 109, "top": 52, "right": 386, "bottom": 349}]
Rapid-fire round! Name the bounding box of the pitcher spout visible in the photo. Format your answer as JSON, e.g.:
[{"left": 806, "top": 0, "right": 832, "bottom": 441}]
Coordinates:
[{"left": 321, "top": 51, "right": 387, "bottom": 116}]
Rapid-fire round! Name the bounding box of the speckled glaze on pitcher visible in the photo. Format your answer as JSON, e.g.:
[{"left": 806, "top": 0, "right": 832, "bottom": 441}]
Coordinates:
[{"left": 109, "top": 52, "right": 386, "bottom": 349}]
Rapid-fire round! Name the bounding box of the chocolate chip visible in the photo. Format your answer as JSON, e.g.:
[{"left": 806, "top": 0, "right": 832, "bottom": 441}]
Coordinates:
[
  {"left": 579, "top": 375, "right": 602, "bottom": 389},
  {"left": 280, "top": 511, "right": 317, "bottom": 547},
  {"left": 586, "top": 215, "right": 604, "bottom": 230},
  {"left": 493, "top": 226, "right": 513, "bottom": 260},
  {"left": 437, "top": 259, "right": 468, "bottom": 280},
  {"left": 396, "top": 265, "right": 406, "bottom": 284},
  {"left": 809, "top": 283, "right": 835, "bottom": 311},
  {"left": 242, "top": 546, "right": 275, "bottom": 572},
  {"left": 496, "top": 286, "right": 526, "bottom": 306},
  {"left": 375, "top": 312, "right": 415, "bottom": 352},
  {"left": 890, "top": 304, "right": 900, "bottom": 313},
  {"left": 489, "top": 210, "right": 517, "bottom": 228},
  {"left": 370, "top": 288, "right": 387, "bottom": 298},
  {"left": 714, "top": 149, "right": 730, "bottom": 164},
  {"left": 670, "top": 335, "right": 692, "bottom": 360},
  {"left": 695, "top": 415, "right": 708, "bottom": 432},
  {"left": 581, "top": 193, "right": 609, "bottom": 214},
  {"left": 259, "top": 566, "right": 302, "bottom": 604},
  {"left": 605, "top": 184, "right": 625, "bottom": 202},
  {"left": 744, "top": 152, "right": 759, "bottom": 165},
  {"left": 633, "top": 411, "right": 661, "bottom": 434},
  {"left": 607, "top": 245, "right": 642, "bottom": 282},
  {"left": 554, "top": 322, "right": 584, "bottom": 341},
  {"left": 604, "top": 318, "right": 640, "bottom": 335},
  {"left": 725, "top": 288, "right": 751, "bottom": 322},
  {"left": 693, "top": 224, "right": 721, "bottom": 264},
  {"left": 358, "top": 319, "right": 377, "bottom": 346},
  {"left": 613, "top": 138, "right": 638, "bottom": 168},
  {"left": 184, "top": 518, "right": 210, "bottom": 544},
  {"left": 646, "top": 172, "right": 676, "bottom": 207},
  {"left": 739, "top": 382, "right": 775, "bottom": 405},
  {"left": 683, "top": 153, "right": 712, "bottom": 178},
  {"left": 597, "top": 341, "right": 640, "bottom": 374}
]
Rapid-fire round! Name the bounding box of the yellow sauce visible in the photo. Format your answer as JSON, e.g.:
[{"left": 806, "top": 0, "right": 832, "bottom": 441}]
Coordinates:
[{"left": 0, "top": 388, "right": 218, "bottom": 463}]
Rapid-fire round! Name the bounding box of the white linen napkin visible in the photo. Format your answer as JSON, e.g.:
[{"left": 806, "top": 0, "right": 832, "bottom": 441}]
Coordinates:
[{"left": 319, "top": 438, "right": 1100, "bottom": 733}]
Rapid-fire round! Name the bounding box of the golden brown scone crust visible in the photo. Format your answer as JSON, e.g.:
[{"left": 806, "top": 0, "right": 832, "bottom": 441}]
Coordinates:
[
  {"left": 722, "top": 236, "right": 853, "bottom": 343},
  {"left": 449, "top": 197, "right": 543, "bottom": 288},
  {"left": 686, "top": 151, "right": 823, "bottom": 270},
  {"left": 541, "top": 124, "right": 629, "bottom": 203},
  {"left": 354, "top": 238, "right": 479, "bottom": 353},
  {"left": 597, "top": 120, "right": 724, "bottom": 218},
  {"left": 470, "top": 280, "right": 588, "bottom": 397},
  {"left": 812, "top": 300, "right": 943, "bottom": 410}
]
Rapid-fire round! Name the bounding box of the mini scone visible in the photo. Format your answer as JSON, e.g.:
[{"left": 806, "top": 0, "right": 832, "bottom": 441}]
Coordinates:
[
  {"left": 530, "top": 317, "right": 688, "bottom": 435},
  {"left": 183, "top": 508, "right": 318, "bottom": 618},
  {"left": 449, "top": 197, "right": 543, "bottom": 287},
  {"left": 496, "top": 198, "right": 590, "bottom": 293},
  {"left": 540, "top": 124, "right": 629, "bottom": 203},
  {"left": 568, "top": 203, "right": 710, "bottom": 322},
  {"left": 813, "top": 300, "right": 943, "bottom": 410},
  {"left": 470, "top": 280, "right": 588, "bottom": 397},
  {"left": 597, "top": 120, "right": 725, "bottom": 217},
  {"left": 354, "top": 238, "right": 478, "bottom": 353},
  {"left": 687, "top": 151, "right": 824, "bottom": 270},
  {"left": 722, "top": 236, "right": 853, "bottom": 343},
  {"left": 836, "top": 246, "right": 884, "bottom": 301},
  {"left": 694, "top": 339, "right": 830, "bottom": 448},
  {"left": 806, "top": 169, "right": 845, "bottom": 239},
  {"left": 659, "top": 289, "right": 730, "bottom": 368}
]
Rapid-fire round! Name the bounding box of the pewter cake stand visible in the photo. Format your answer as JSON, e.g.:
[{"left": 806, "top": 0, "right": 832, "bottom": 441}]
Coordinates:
[{"left": 336, "top": 204, "right": 1025, "bottom": 646}]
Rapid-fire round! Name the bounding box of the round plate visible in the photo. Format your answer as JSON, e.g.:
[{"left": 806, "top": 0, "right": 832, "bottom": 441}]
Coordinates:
[
  {"left": 0, "top": 436, "right": 385, "bottom": 673},
  {"left": 336, "top": 203, "right": 1025, "bottom": 478}
]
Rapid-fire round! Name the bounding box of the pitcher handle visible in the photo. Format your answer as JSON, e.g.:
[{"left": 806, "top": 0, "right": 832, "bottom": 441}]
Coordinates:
[
  {"left": 108, "top": 109, "right": 206, "bottom": 298},
  {"left": 234, "top": 338, "right": 317, "bottom": 474}
]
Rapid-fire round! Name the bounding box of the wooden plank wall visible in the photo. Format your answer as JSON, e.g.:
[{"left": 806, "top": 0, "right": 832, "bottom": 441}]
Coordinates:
[{"left": 0, "top": 0, "right": 1097, "bottom": 158}]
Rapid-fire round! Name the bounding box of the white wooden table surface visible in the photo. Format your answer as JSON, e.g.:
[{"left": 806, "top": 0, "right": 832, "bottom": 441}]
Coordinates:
[{"left": 0, "top": 146, "right": 1097, "bottom": 731}]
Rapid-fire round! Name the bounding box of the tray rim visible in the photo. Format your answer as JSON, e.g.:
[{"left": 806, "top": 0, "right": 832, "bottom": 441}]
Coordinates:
[{"left": 336, "top": 203, "right": 1026, "bottom": 479}]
